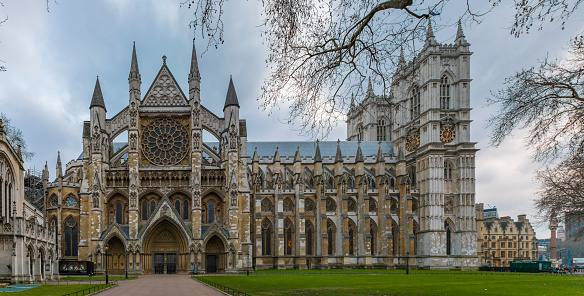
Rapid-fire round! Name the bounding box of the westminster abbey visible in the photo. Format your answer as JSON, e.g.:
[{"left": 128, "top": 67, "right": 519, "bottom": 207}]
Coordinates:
[{"left": 44, "top": 22, "right": 478, "bottom": 274}]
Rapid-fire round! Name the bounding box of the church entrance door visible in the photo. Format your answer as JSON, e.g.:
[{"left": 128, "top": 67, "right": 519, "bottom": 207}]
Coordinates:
[
  {"left": 206, "top": 255, "right": 217, "bottom": 273},
  {"left": 167, "top": 253, "right": 177, "bottom": 274},
  {"left": 154, "top": 253, "right": 164, "bottom": 274}
]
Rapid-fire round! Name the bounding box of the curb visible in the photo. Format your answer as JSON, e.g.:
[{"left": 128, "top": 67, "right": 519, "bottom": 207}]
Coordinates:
[{"left": 192, "top": 277, "right": 231, "bottom": 296}]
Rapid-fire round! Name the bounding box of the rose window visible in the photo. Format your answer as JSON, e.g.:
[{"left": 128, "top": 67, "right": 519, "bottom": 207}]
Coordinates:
[{"left": 141, "top": 118, "right": 189, "bottom": 165}]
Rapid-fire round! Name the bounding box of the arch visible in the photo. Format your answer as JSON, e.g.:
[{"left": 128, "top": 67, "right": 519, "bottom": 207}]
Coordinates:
[
  {"left": 368, "top": 198, "right": 378, "bottom": 214},
  {"left": 64, "top": 193, "right": 79, "bottom": 208},
  {"left": 305, "top": 219, "right": 315, "bottom": 255},
  {"left": 391, "top": 219, "right": 399, "bottom": 256},
  {"left": 102, "top": 230, "right": 128, "bottom": 251},
  {"left": 325, "top": 197, "right": 336, "bottom": 212},
  {"left": 284, "top": 218, "right": 295, "bottom": 255},
  {"left": 261, "top": 198, "right": 273, "bottom": 213},
  {"left": 283, "top": 197, "right": 294, "bottom": 213},
  {"left": 202, "top": 192, "right": 224, "bottom": 224},
  {"left": 348, "top": 219, "right": 356, "bottom": 255},
  {"left": 143, "top": 218, "right": 188, "bottom": 254},
  {"left": 326, "top": 219, "right": 336, "bottom": 255},
  {"left": 304, "top": 198, "right": 315, "bottom": 213},
  {"left": 261, "top": 218, "right": 273, "bottom": 256},
  {"left": 369, "top": 219, "right": 378, "bottom": 255},
  {"left": 409, "top": 85, "right": 421, "bottom": 119},
  {"left": 204, "top": 234, "right": 226, "bottom": 273},
  {"left": 105, "top": 235, "right": 126, "bottom": 274},
  {"left": 440, "top": 74, "right": 452, "bottom": 109},
  {"left": 444, "top": 160, "right": 454, "bottom": 181},
  {"left": 444, "top": 219, "right": 455, "bottom": 256},
  {"left": 63, "top": 216, "right": 78, "bottom": 257},
  {"left": 347, "top": 197, "right": 357, "bottom": 212},
  {"left": 105, "top": 189, "right": 129, "bottom": 202}
]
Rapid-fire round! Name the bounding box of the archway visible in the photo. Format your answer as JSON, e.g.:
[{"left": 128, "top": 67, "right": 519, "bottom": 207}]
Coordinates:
[
  {"left": 143, "top": 219, "right": 187, "bottom": 274},
  {"left": 204, "top": 235, "right": 225, "bottom": 273},
  {"left": 106, "top": 236, "right": 125, "bottom": 274}
]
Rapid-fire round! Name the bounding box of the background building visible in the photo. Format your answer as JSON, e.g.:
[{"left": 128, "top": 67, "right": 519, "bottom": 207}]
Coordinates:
[
  {"left": 0, "top": 122, "right": 58, "bottom": 283},
  {"left": 476, "top": 206, "right": 538, "bottom": 267}
]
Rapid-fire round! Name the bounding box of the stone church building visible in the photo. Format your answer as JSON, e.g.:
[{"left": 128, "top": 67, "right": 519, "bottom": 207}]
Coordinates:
[{"left": 45, "top": 22, "right": 478, "bottom": 274}]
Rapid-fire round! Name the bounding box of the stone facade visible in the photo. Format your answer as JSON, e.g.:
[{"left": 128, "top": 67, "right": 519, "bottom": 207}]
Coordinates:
[
  {"left": 46, "top": 21, "right": 479, "bottom": 273},
  {"left": 0, "top": 121, "right": 58, "bottom": 283},
  {"left": 476, "top": 204, "right": 538, "bottom": 267}
]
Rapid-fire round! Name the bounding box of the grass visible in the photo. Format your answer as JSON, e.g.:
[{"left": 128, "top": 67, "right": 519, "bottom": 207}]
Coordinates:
[
  {"left": 0, "top": 283, "right": 115, "bottom": 296},
  {"left": 59, "top": 275, "right": 137, "bottom": 281},
  {"left": 197, "top": 270, "right": 584, "bottom": 296}
]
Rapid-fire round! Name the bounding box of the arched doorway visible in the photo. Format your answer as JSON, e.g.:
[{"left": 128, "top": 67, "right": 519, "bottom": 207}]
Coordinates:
[
  {"left": 205, "top": 235, "right": 225, "bottom": 273},
  {"left": 143, "top": 219, "right": 187, "bottom": 274},
  {"left": 106, "top": 236, "right": 126, "bottom": 274}
]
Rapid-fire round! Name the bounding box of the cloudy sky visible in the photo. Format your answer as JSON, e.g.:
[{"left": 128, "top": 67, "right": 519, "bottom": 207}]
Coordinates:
[{"left": 1, "top": 0, "right": 582, "bottom": 238}]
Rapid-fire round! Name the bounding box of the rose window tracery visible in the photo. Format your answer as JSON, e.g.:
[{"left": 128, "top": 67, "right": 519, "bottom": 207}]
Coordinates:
[{"left": 141, "top": 118, "right": 189, "bottom": 165}]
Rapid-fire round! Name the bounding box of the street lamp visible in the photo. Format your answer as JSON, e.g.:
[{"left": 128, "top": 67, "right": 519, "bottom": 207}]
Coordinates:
[
  {"left": 104, "top": 243, "right": 109, "bottom": 284},
  {"left": 406, "top": 251, "right": 410, "bottom": 275},
  {"left": 125, "top": 250, "right": 128, "bottom": 279}
]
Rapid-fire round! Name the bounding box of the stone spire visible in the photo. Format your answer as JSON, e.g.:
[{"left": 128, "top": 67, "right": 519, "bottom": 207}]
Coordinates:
[
  {"left": 189, "top": 39, "right": 201, "bottom": 83},
  {"left": 455, "top": 19, "right": 467, "bottom": 45},
  {"left": 294, "top": 147, "right": 301, "bottom": 163},
  {"left": 56, "top": 151, "right": 62, "bottom": 177},
  {"left": 349, "top": 93, "right": 355, "bottom": 111},
  {"left": 42, "top": 161, "right": 49, "bottom": 181},
  {"left": 366, "top": 77, "right": 374, "bottom": 98},
  {"left": 425, "top": 19, "right": 436, "bottom": 46},
  {"left": 90, "top": 76, "right": 106, "bottom": 111},
  {"left": 223, "top": 76, "right": 240, "bottom": 111},
  {"left": 252, "top": 147, "right": 259, "bottom": 163},
  {"left": 376, "top": 142, "right": 385, "bottom": 163},
  {"left": 273, "top": 147, "right": 280, "bottom": 162},
  {"left": 314, "top": 140, "right": 322, "bottom": 162},
  {"left": 335, "top": 140, "right": 343, "bottom": 163},
  {"left": 355, "top": 141, "right": 364, "bottom": 163},
  {"left": 129, "top": 42, "right": 140, "bottom": 78}
]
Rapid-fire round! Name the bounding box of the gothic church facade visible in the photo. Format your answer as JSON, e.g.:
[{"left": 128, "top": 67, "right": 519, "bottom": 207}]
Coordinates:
[{"left": 45, "top": 22, "right": 478, "bottom": 274}]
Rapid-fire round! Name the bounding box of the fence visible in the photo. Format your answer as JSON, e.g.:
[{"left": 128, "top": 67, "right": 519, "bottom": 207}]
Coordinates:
[
  {"left": 60, "top": 281, "right": 117, "bottom": 296},
  {"left": 195, "top": 277, "right": 250, "bottom": 296}
]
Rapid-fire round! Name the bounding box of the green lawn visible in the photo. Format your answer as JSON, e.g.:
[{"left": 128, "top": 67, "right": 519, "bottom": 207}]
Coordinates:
[
  {"left": 0, "top": 284, "right": 115, "bottom": 296},
  {"left": 198, "top": 270, "right": 584, "bottom": 296},
  {"left": 59, "top": 275, "right": 136, "bottom": 281}
]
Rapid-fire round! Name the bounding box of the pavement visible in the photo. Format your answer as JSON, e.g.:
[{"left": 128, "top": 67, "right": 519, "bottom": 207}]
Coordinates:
[{"left": 97, "top": 274, "right": 224, "bottom": 296}]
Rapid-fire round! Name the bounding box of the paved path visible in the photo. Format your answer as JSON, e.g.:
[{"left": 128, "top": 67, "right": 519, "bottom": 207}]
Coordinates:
[{"left": 98, "top": 275, "right": 223, "bottom": 296}]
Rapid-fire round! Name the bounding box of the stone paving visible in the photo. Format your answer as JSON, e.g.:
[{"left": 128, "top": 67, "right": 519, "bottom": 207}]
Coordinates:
[{"left": 98, "top": 274, "right": 223, "bottom": 296}]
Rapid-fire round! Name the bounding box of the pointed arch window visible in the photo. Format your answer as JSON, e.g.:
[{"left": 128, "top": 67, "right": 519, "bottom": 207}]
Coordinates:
[
  {"left": 326, "top": 198, "right": 336, "bottom": 212},
  {"left": 306, "top": 221, "right": 314, "bottom": 255},
  {"left": 327, "top": 220, "right": 335, "bottom": 255},
  {"left": 208, "top": 201, "right": 215, "bottom": 223},
  {"left": 445, "top": 221, "right": 452, "bottom": 255},
  {"left": 183, "top": 200, "right": 189, "bottom": 220},
  {"left": 283, "top": 198, "right": 294, "bottom": 212},
  {"left": 440, "top": 75, "right": 451, "bottom": 109},
  {"left": 115, "top": 202, "right": 123, "bottom": 224},
  {"left": 377, "top": 119, "right": 387, "bottom": 141},
  {"left": 392, "top": 222, "right": 399, "bottom": 255},
  {"left": 141, "top": 200, "right": 148, "bottom": 220},
  {"left": 174, "top": 200, "right": 181, "bottom": 215},
  {"left": 369, "top": 199, "right": 377, "bottom": 213},
  {"left": 284, "top": 220, "right": 293, "bottom": 255},
  {"left": 409, "top": 86, "right": 420, "bottom": 120},
  {"left": 64, "top": 218, "right": 78, "bottom": 257},
  {"left": 370, "top": 220, "right": 377, "bottom": 255},
  {"left": 261, "top": 219, "right": 272, "bottom": 255},
  {"left": 261, "top": 199, "right": 273, "bottom": 212},
  {"left": 348, "top": 221, "right": 355, "bottom": 255},
  {"left": 150, "top": 200, "right": 156, "bottom": 216}
]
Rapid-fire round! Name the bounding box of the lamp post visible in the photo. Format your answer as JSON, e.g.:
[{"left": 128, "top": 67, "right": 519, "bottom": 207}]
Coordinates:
[
  {"left": 104, "top": 243, "right": 109, "bottom": 284},
  {"left": 125, "top": 250, "right": 128, "bottom": 279},
  {"left": 406, "top": 251, "right": 410, "bottom": 275}
]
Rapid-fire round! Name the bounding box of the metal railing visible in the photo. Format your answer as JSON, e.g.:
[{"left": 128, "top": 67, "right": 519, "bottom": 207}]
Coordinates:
[
  {"left": 61, "top": 281, "right": 117, "bottom": 296},
  {"left": 195, "top": 277, "right": 250, "bottom": 296}
]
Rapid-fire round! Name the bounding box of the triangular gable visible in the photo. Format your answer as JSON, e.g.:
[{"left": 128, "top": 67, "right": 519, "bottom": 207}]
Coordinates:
[
  {"left": 142, "top": 64, "right": 188, "bottom": 107},
  {"left": 137, "top": 196, "right": 192, "bottom": 240}
]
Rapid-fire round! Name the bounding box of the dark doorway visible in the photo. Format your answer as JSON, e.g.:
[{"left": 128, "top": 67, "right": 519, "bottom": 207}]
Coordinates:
[
  {"left": 206, "top": 254, "right": 217, "bottom": 273},
  {"left": 167, "top": 253, "right": 177, "bottom": 274},
  {"left": 154, "top": 253, "right": 164, "bottom": 274}
]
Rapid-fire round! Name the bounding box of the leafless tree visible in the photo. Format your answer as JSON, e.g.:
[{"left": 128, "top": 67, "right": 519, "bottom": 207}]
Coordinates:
[
  {"left": 0, "top": 113, "right": 35, "bottom": 161},
  {"left": 185, "top": 0, "right": 582, "bottom": 136}
]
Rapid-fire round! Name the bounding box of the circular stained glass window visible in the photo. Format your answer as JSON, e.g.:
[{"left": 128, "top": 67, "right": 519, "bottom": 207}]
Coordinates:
[
  {"left": 65, "top": 196, "right": 77, "bottom": 207},
  {"left": 50, "top": 197, "right": 58, "bottom": 207},
  {"left": 141, "top": 118, "right": 189, "bottom": 165}
]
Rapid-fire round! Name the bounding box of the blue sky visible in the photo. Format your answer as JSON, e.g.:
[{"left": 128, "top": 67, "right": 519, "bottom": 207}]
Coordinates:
[{"left": 1, "top": 0, "right": 582, "bottom": 238}]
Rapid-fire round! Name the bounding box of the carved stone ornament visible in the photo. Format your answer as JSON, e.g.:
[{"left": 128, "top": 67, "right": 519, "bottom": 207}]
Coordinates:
[
  {"left": 230, "top": 182, "right": 238, "bottom": 208},
  {"left": 129, "top": 102, "right": 138, "bottom": 127},
  {"left": 444, "top": 196, "right": 454, "bottom": 214},
  {"left": 192, "top": 102, "right": 200, "bottom": 126},
  {"left": 92, "top": 124, "right": 101, "bottom": 151},
  {"left": 229, "top": 123, "right": 238, "bottom": 150},
  {"left": 141, "top": 118, "right": 189, "bottom": 165},
  {"left": 193, "top": 131, "right": 201, "bottom": 150},
  {"left": 130, "top": 133, "right": 137, "bottom": 151}
]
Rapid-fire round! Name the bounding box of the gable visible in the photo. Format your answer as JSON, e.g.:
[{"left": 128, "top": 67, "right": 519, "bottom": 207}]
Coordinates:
[{"left": 142, "top": 65, "right": 188, "bottom": 107}]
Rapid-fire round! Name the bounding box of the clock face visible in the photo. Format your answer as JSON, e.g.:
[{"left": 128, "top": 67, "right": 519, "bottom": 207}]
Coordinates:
[
  {"left": 440, "top": 126, "right": 456, "bottom": 143},
  {"left": 405, "top": 133, "right": 420, "bottom": 152}
]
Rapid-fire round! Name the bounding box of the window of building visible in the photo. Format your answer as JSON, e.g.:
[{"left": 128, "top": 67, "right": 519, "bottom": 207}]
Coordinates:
[
  {"left": 284, "top": 220, "right": 293, "bottom": 255},
  {"left": 377, "top": 119, "right": 387, "bottom": 141},
  {"left": 116, "top": 202, "right": 123, "bottom": 224},
  {"left": 347, "top": 198, "right": 356, "bottom": 212},
  {"left": 283, "top": 198, "right": 294, "bottom": 212},
  {"left": 326, "top": 198, "right": 336, "bottom": 212},
  {"left": 348, "top": 221, "right": 356, "bottom": 255},
  {"left": 150, "top": 200, "right": 156, "bottom": 216},
  {"left": 208, "top": 201, "right": 215, "bottom": 223},
  {"left": 409, "top": 86, "right": 420, "bottom": 119},
  {"left": 444, "top": 161, "right": 452, "bottom": 180},
  {"left": 445, "top": 221, "right": 452, "bottom": 255},
  {"left": 357, "top": 125, "right": 363, "bottom": 141},
  {"left": 142, "top": 200, "right": 148, "bottom": 220},
  {"left": 261, "top": 199, "right": 273, "bottom": 212},
  {"left": 174, "top": 200, "right": 181, "bottom": 216},
  {"left": 64, "top": 218, "right": 78, "bottom": 257},
  {"left": 183, "top": 200, "right": 189, "bottom": 220},
  {"left": 440, "top": 75, "right": 451, "bottom": 109},
  {"left": 261, "top": 219, "right": 272, "bottom": 255},
  {"left": 306, "top": 221, "right": 314, "bottom": 255},
  {"left": 369, "top": 199, "right": 377, "bottom": 213},
  {"left": 327, "top": 220, "right": 335, "bottom": 255},
  {"left": 370, "top": 220, "right": 377, "bottom": 255},
  {"left": 304, "top": 199, "right": 315, "bottom": 212}
]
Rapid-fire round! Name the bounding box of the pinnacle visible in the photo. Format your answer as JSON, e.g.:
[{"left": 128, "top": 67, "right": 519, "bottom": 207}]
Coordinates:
[
  {"left": 223, "top": 76, "right": 240, "bottom": 111},
  {"left": 90, "top": 76, "right": 106, "bottom": 111}
]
